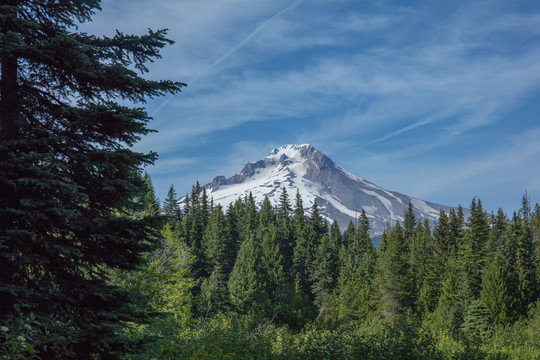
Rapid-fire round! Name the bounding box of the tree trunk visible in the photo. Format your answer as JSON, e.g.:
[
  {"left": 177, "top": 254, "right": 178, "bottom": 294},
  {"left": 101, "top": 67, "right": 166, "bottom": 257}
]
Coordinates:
[{"left": 0, "top": 3, "right": 19, "bottom": 141}]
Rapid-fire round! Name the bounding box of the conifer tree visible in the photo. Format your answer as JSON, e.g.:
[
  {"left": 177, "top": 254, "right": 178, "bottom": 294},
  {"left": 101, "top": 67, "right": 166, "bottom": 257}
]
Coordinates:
[
  {"left": 229, "top": 198, "right": 247, "bottom": 244},
  {"left": 311, "top": 234, "right": 338, "bottom": 308},
  {"left": 0, "top": 1, "right": 183, "bottom": 358},
  {"left": 303, "top": 200, "right": 326, "bottom": 296},
  {"left": 293, "top": 189, "right": 306, "bottom": 237},
  {"left": 143, "top": 172, "right": 161, "bottom": 215},
  {"left": 357, "top": 210, "right": 376, "bottom": 271},
  {"left": 515, "top": 195, "right": 536, "bottom": 315},
  {"left": 375, "top": 224, "right": 413, "bottom": 324},
  {"left": 342, "top": 220, "right": 356, "bottom": 257},
  {"left": 415, "top": 220, "right": 438, "bottom": 316},
  {"left": 487, "top": 208, "right": 508, "bottom": 261},
  {"left": 163, "top": 184, "right": 181, "bottom": 221},
  {"left": 434, "top": 210, "right": 452, "bottom": 263},
  {"left": 329, "top": 220, "right": 342, "bottom": 248},
  {"left": 277, "top": 187, "right": 292, "bottom": 223},
  {"left": 310, "top": 200, "right": 327, "bottom": 237},
  {"left": 480, "top": 254, "right": 509, "bottom": 325},
  {"left": 404, "top": 201, "right": 416, "bottom": 242},
  {"left": 532, "top": 203, "right": 540, "bottom": 289},
  {"left": 335, "top": 259, "right": 373, "bottom": 322},
  {"left": 203, "top": 206, "right": 235, "bottom": 274},
  {"left": 259, "top": 195, "right": 276, "bottom": 228},
  {"left": 226, "top": 203, "right": 240, "bottom": 254},
  {"left": 449, "top": 206, "right": 465, "bottom": 255},
  {"left": 277, "top": 187, "right": 294, "bottom": 275},
  {"left": 500, "top": 213, "right": 520, "bottom": 319},
  {"left": 129, "top": 221, "right": 193, "bottom": 322},
  {"left": 430, "top": 256, "right": 467, "bottom": 338},
  {"left": 244, "top": 192, "right": 258, "bottom": 237},
  {"left": 293, "top": 231, "right": 310, "bottom": 296},
  {"left": 228, "top": 234, "right": 268, "bottom": 315},
  {"left": 334, "top": 212, "right": 375, "bottom": 323},
  {"left": 462, "top": 198, "right": 490, "bottom": 298},
  {"left": 359, "top": 209, "right": 370, "bottom": 232},
  {"left": 431, "top": 210, "right": 452, "bottom": 293},
  {"left": 461, "top": 299, "right": 490, "bottom": 343},
  {"left": 185, "top": 183, "right": 211, "bottom": 283},
  {"left": 198, "top": 206, "right": 238, "bottom": 314},
  {"left": 292, "top": 190, "right": 309, "bottom": 293},
  {"left": 260, "top": 223, "right": 288, "bottom": 316},
  {"left": 181, "top": 193, "right": 192, "bottom": 235}
]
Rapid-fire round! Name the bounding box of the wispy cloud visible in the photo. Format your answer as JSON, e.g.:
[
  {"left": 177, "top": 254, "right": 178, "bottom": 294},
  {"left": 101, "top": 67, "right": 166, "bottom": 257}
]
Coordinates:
[
  {"left": 81, "top": 0, "right": 540, "bottom": 210},
  {"left": 190, "top": 0, "right": 303, "bottom": 83}
]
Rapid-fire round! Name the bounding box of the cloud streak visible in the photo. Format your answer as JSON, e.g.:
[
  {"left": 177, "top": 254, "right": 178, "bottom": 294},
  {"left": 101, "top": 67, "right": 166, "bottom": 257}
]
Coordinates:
[
  {"left": 81, "top": 0, "right": 540, "bottom": 211},
  {"left": 150, "top": 0, "right": 303, "bottom": 118},
  {"left": 190, "top": 0, "right": 303, "bottom": 84}
]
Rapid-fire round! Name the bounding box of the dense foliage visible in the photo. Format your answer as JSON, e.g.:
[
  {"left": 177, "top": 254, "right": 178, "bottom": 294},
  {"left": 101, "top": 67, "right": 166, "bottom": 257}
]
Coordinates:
[
  {"left": 126, "top": 181, "right": 540, "bottom": 359},
  {"left": 0, "top": 1, "right": 183, "bottom": 358}
]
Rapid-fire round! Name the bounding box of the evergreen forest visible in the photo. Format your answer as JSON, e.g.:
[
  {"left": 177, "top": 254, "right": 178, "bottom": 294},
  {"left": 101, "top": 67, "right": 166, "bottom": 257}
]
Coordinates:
[
  {"left": 1, "top": 1, "right": 539, "bottom": 359},
  {"left": 112, "top": 181, "right": 540, "bottom": 360}
]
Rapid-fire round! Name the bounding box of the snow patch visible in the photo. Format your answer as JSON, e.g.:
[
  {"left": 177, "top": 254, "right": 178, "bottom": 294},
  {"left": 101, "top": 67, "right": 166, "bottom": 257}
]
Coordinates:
[{"left": 321, "top": 193, "right": 358, "bottom": 219}]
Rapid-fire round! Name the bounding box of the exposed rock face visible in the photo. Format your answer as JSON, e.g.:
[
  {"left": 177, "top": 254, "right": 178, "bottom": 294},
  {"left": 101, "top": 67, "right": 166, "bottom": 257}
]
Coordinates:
[{"left": 196, "top": 144, "right": 458, "bottom": 237}]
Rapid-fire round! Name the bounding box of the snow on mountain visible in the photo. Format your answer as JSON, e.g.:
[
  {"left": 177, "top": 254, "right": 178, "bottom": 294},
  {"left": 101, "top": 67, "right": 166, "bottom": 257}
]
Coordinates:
[{"left": 198, "top": 144, "right": 456, "bottom": 237}]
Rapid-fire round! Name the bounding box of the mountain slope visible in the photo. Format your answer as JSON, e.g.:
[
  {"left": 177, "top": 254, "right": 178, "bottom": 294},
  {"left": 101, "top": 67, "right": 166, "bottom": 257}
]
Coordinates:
[{"left": 201, "top": 144, "right": 456, "bottom": 236}]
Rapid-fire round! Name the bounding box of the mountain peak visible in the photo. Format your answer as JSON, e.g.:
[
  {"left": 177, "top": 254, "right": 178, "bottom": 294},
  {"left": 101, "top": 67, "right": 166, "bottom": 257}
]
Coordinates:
[
  {"left": 266, "top": 144, "right": 315, "bottom": 161},
  {"left": 199, "top": 144, "right": 457, "bottom": 237}
]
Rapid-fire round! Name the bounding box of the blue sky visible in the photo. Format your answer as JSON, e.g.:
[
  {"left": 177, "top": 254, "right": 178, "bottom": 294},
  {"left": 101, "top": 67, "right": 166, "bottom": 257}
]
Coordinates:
[{"left": 81, "top": 0, "right": 540, "bottom": 214}]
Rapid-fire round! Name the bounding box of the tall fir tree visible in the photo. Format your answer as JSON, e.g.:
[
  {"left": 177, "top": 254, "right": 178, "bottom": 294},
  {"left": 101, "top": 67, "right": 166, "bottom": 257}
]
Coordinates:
[
  {"left": 203, "top": 206, "right": 235, "bottom": 273},
  {"left": 186, "top": 183, "right": 211, "bottom": 282},
  {"left": 0, "top": 1, "right": 183, "bottom": 358},
  {"left": 228, "top": 234, "right": 268, "bottom": 316},
  {"left": 292, "top": 190, "right": 309, "bottom": 295},
  {"left": 462, "top": 197, "right": 490, "bottom": 299},
  {"left": 143, "top": 171, "right": 161, "bottom": 215},
  {"left": 356, "top": 210, "right": 376, "bottom": 274},
  {"left": 329, "top": 220, "right": 342, "bottom": 249},
  {"left": 480, "top": 254, "right": 509, "bottom": 325},
  {"left": 310, "top": 200, "right": 327, "bottom": 237},
  {"left": 342, "top": 220, "right": 356, "bottom": 260},
  {"left": 260, "top": 223, "right": 289, "bottom": 318},
  {"left": 163, "top": 184, "right": 181, "bottom": 221},
  {"left": 487, "top": 208, "right": 508, "bottom": 261},
  {"left": 403, "top": 201, "right": 416, "bottom": 243},
  {"left": 259, "top": 195, "right": 276, "bottom": 229},
  {"left": 277, "top": 187, "right": 294, "bottom": 275},
  {"left": 432, "top": 210, "right": 452, "bottom": 294},
  {"left": 311, "top": 234, "right": 338, "bottom": 309},
  {"left": 226, "top": 203, "right": 241, "bottom": 255},
  {"left": 375, "top": 224, "right": 414, "bottom": 324},
  {"left": 335, "top": 258, "right": 373, "bottom": 323},
  {"left": 500, "top": 213, "right": 520, "bottom": 320},
  {"left": 293, "top": 231, "right": 310, "bottom": 297},
  {"left": 449, "top": 206, "right": 465, "bottom": 256},
  {"left": 429, "top": 256, "right": 469, "bottom": 338},
  {"left": 293, "top": 189, "right": 306, "bottom": 238},
  {"left": 304, "top": 200, "right": 326, "bottom": 298},
  {"left": 515, "top": 194, "right": 536, "bottom": 315},
  {"left": 244, "top": 192, "right": 258, "bottom": 237},
  {"left": 532, "top": 203, "right": 540, "bottom": 291},
  {"left": 198, "top": 205, "right": 238, "bottom": 314},
  {"left": 415, "top": 219, "right": 438, "bottom": 317}
]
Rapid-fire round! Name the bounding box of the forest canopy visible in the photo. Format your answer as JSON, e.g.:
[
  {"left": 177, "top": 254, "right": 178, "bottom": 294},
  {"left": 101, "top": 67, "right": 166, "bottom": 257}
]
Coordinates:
[{"left": 121, "top": 181, "right": 540, "bottom": 359}]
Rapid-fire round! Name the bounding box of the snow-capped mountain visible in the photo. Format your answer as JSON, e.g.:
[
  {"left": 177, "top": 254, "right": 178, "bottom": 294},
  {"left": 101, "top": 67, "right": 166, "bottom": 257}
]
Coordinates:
[{"left": 202, "top": 144, "right": 455, "bottom": 237}]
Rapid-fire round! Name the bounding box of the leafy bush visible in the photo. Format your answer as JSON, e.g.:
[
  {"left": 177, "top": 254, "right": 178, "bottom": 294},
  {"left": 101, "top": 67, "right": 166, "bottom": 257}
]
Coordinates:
[{"left": 0, "top": 305, "right": 75, "bottom": 359}]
